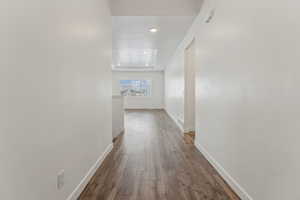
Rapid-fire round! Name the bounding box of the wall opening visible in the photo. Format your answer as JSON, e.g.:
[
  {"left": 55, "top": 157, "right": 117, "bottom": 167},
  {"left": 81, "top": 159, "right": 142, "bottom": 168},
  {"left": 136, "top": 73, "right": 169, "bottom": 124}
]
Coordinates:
[{"left": 183, "top": 38, "right": 196, "bottom": 143}]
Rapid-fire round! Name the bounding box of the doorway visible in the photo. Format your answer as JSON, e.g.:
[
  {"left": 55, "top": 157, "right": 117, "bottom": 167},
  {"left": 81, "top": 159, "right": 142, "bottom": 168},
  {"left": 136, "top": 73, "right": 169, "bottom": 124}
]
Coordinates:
[{"left": 183, "top": 39, "right": 196, "bottom": 143}]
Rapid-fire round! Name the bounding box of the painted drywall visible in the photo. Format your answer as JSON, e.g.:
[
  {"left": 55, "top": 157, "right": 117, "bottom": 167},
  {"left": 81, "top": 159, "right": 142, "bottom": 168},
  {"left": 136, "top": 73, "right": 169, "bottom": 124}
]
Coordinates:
[
  {"left": 112, "top": 95, "right": 124, "bottom": 138},
  {"left": 165, "top": 0, "right": 300, "bottom": 199},
  {"left": 164, "top": 27, "right": 196, "bottom": 130},
  {"left": 0, "top": 0, "right": 112, "bottom": 200},
  {"left": 184, "top": 39, "right": 196, "bottom": 132},
  {"left": 113, "top": 71, "right": 164, "bottom": 109}
]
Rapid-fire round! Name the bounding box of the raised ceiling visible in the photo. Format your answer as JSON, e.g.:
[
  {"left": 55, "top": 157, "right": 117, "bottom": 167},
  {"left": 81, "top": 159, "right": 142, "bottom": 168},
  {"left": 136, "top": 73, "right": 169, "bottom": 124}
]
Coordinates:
[
  {"left": 111, "top": 0, "right": 203, "bottom": 71},
  {"left": 112, "top": 16, "right": 196, "bottom": 71}
]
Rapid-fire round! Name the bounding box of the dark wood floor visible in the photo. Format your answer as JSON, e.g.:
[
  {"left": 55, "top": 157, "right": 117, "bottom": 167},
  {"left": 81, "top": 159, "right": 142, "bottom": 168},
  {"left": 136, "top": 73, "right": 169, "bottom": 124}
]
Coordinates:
[{"left": 79, "top": 110, "right": 240, "bottom": 200}]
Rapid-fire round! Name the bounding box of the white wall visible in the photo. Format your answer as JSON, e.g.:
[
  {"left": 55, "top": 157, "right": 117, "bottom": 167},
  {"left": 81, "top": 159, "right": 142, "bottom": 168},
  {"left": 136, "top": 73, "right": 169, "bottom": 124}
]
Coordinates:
[
  {"left": 165, "top": 27, "right": 195, "bottom": 130},
  {"left": 0, "top": 0, "right": 112, "bottom": 200},
  {"left": 112, "top": 95, "right": 124, "bottom": 138},
  {"left": 113, "top": 71, "right": 164, "bottom": 109},
  {"left": 184, "top": 40, "right": 196, "bottom": 132},
  {"left": 165, "top": 0, "right": 300, "bottom": 199}
]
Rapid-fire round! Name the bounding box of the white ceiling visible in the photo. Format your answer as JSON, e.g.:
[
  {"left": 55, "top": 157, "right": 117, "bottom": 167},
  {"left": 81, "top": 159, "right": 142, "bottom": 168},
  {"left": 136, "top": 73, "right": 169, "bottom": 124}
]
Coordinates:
[
  {"left": 110, "top": 0, "right": 202, "bottom": 16},
  {"left": 111, "top": 0, "right": 202, "bottom": 71},
  {"left": 112, "top": 16, "right": 196, "bottom": 71}
]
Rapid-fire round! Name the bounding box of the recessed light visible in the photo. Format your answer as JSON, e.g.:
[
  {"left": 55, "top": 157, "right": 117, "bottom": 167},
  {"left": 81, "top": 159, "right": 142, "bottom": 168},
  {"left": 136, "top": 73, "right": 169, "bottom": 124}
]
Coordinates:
[{"left": 149, "top": 28, "right": 158, "bottom": 33}]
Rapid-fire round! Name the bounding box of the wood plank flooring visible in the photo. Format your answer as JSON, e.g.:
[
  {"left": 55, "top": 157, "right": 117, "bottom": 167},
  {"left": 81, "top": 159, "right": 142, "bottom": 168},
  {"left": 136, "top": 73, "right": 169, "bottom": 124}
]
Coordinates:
[
  {"left": 79, "top": 109, "right": 240, "bottom": 200},
  {"left": 184, "top": 131, "right": 195, "bottom": 144}
]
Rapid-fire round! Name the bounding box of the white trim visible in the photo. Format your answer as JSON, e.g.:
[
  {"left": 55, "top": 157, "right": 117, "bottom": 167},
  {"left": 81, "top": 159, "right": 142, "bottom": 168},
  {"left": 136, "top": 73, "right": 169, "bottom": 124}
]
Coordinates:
[
  {"left": 112, "top": 95, "right": 123, "bottom": 99},
  {"left": 184, "top": 37, "right": 196, "bottom": 51},
  {"left": 113, "top": 128, "right": 125, "bottom": 140},
  {"left": 195, "top": 142, "right": 253, "bottom": 200},
  {"left": 66, "top": 143, "right": 113, "bottom": 200},
  {"left": 164, "top": 108, "right": 184, "bottom": 135},
  {"left": 117, "top": 128, "right": 125, "bottom": 135},
  {"left": 124, "top": 107, "right": 164, "bottom": 110},
  {"left": 178, "top": 117, "right": 184, "bottom": 127},
  {"left": 183, "top": 127, "right": 195, "bottom": 133}
]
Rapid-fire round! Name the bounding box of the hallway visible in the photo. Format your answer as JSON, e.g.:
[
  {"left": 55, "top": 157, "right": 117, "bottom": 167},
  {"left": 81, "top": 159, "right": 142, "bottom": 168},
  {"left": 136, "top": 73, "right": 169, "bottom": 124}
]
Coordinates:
[{"left": 79, "top": 110, "right": 239, "bottom": 200}]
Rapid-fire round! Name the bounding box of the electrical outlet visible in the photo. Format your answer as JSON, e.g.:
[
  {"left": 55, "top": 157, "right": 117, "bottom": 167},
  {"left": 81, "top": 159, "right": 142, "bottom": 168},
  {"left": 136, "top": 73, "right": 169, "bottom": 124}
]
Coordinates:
[{"left": 57, "top": 170, "right": 65, "bottom": 190}]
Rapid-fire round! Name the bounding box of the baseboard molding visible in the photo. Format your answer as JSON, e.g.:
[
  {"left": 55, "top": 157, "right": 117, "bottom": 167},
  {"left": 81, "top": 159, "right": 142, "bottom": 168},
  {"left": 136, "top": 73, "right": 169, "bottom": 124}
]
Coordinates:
[
  {"left": 195, "top": 142, "right": 253, "bottom": 200},
  {"left": 66, "top": 143, "right": 113, "bottom": 200},
  {"left": 113, "top": 129, "right": 124, "bottom": 142},
  {"left": 113, "top": 128, "right": 124, "bottom": 139},
  {"left": 183, "top": 127, "right": 195, "bottom": 133},
  {"left": 164, "top": 109, "right": 184, "bottom": 134}
]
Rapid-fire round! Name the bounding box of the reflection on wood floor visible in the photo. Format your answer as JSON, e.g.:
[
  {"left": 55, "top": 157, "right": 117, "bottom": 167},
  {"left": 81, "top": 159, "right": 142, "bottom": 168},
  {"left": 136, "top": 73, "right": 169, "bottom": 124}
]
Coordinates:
[
  {"left": 79, "top": 109, "right": 240, "bottom": 200},
  {"left": 184, "top": 131, "right": 195, "bottom": 144}
]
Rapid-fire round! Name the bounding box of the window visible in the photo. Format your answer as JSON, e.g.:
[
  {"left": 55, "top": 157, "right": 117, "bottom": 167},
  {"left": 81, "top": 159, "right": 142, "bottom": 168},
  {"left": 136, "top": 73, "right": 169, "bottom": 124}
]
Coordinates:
[{"left": 120, "top": 80, "right": 151, "bottom": 96}]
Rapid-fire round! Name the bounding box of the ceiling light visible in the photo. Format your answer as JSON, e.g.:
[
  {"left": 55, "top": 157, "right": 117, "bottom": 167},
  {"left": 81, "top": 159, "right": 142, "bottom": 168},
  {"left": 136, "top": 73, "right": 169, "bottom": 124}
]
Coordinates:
[{"left": 149, "top": 28, "right": 158, "bottom": 33}]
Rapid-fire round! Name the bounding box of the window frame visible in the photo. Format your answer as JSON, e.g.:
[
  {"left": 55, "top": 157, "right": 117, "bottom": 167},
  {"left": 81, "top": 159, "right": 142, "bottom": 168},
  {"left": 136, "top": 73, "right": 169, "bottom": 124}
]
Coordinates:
[{"left": 119, "top": 79, "right": 152, "bottom": 97}]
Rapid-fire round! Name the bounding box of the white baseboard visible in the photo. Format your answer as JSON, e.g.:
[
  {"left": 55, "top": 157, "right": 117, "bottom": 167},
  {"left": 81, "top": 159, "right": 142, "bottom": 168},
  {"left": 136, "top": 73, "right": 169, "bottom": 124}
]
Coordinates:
[
  {"left": 113, "top": 128, "right": 124, "bottom": 140},
  {"left": 113, "top": 128, "right": 124, "bottom": 139},
  {"left": 183, "top": 127, "right": 195, "bottom": 133},
  {"left": 195, "top": 142, "right": 253, "bottom": 200},
  {"left": 164, "top": 109, "right": 184, "bottom": 134},
  {"left": 66, "top": 143, "right": 113, "bottom": 200}
]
